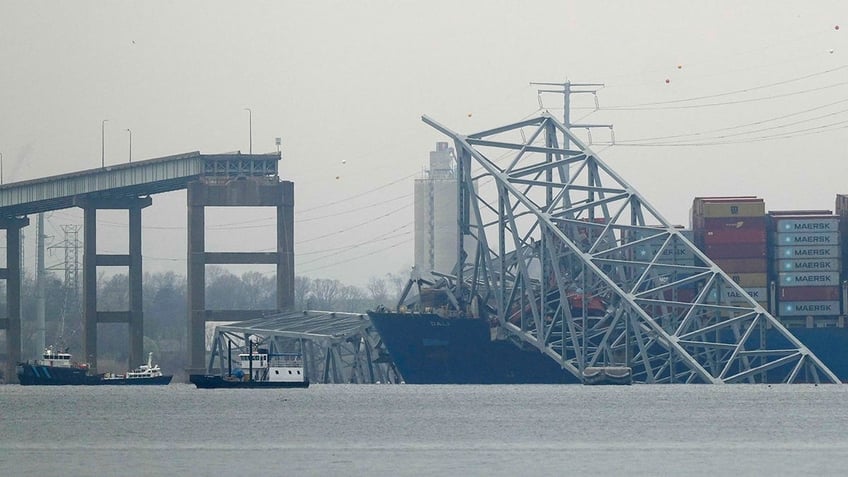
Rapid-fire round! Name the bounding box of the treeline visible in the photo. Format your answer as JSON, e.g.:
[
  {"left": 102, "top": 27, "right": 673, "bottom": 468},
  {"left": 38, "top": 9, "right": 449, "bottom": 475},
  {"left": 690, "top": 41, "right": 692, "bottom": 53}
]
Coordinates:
[{"left": 5, "top": 267, "right": 408, "bottom": 373}]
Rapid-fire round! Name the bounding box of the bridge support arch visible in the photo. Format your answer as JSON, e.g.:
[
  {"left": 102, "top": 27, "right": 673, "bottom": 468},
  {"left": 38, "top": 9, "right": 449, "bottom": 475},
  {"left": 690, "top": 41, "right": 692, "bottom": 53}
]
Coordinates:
[
  {"left": 185, "top": 178, "right": 294, "bottom": 377},
  {"left": 77, "top": 196, "right": 151, "bottom": 372}
]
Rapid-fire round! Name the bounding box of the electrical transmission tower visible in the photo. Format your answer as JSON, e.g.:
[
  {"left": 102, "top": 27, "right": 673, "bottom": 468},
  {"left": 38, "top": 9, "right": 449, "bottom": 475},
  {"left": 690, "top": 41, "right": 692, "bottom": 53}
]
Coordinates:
[{"left": 46, "top": 225, "right": 82, "bottom": 339}]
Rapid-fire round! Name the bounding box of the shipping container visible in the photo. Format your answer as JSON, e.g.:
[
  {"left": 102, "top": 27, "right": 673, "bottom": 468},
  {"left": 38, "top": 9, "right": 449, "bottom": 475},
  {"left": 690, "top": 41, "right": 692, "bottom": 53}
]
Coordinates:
[
  {"left": 702, "top": 228, "right": 767, "bottom": 245},
  {"left": 775, "top": 245, "right": 840, "bottom": 259},
  {"left": 713, "top": 258, "right": 768, "bottom": 273},
  {"left": 700, "top": 202, "right": 765, "bottom": 218},
  {"left": 774, "top": 258, "right": 840, "bottom": 272},
  {"left": 778, "top": 286, "right": 841, "bottom": 301},
  {"left": 776, "top": 232, "right": 840, "bottom": 246},
  {"left": 726, "top": 272, "right": 768, "bottom": 287},
  {"left": 692, "top": 216, "right": 767, "bottom": 231},
  {"left": 693, "top": 197, "right": 765, "bottom": 218},
  {"left": 836, "top": 194, "right": 848, "bottom": 216},
  {"left": 778, "top": 301, "right": 841, "bottom": 317},
  {"left": 772, "top": 217, "right": 839, "bottom": 234},
  {"left": 703, "top": 243, "right": 767, "bottom": 259},
  {"left": 768, "top": 210, "right": 833, "bottom": 216},
  {"left": 711, "top": 287, "right": 768, "bottom": 303},
  {"left": 778, "top": 271, "right": 840, "bottom": 287}
]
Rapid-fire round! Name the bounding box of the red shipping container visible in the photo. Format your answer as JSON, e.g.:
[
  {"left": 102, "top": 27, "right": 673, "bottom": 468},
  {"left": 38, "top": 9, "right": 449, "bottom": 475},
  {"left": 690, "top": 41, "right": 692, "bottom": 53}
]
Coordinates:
[
  {"left": 713, "top": 258, "right": 768, "bottom": 273},
  {"left": 778, "top": 286, "right": 841, "bottom": 301},
  {"left": 702, "top": 228, "right": 767, "bottom": 245},
  {"left": 704, "top": 243, "right": 767, "bottom": 259},
  {"left": 694, "top": 216, "right": 767, "bottom": 231}
]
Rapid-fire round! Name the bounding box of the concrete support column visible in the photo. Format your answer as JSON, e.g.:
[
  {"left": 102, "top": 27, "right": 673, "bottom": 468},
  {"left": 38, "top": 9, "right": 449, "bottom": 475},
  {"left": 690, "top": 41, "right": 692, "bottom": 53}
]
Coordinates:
[
  {"left": 187, "top": 194, "right": 206, "bottom": 375},
  {"left": 128, "top": 205, "right": 144, "bottom": 367},
  {"left": 83, "top": 206, "right": 98, "bottom": 371},
  {"left": 1, "top": 217, "right": 29, "bottom": 383},
  {"left": 277, "top": 181, "right": 295, "bottom": 311}
]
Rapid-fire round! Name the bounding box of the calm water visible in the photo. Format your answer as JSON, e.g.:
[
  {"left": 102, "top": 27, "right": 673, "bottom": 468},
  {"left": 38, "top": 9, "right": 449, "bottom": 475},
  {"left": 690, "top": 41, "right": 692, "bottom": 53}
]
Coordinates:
[{"left": 1, "top": 383, "right": 847, "bottom": 476}]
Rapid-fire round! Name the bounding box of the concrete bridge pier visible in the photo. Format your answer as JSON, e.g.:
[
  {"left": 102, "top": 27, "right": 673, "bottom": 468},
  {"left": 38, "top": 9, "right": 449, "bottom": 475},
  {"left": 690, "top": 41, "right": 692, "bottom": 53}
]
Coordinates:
[
  {"left": 0, "top": 216, "right": 29, "bottom": 383},
  {"left": 186, "top": 178, "right": 294, "bottom": 377},
  {"left": 78, "top": 196, "right": 151, "bottom": 372}
]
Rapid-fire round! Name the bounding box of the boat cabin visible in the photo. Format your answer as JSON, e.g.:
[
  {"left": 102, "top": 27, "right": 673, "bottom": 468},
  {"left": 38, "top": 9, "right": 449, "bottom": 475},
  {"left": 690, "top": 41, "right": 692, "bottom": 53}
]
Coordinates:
[
  {"left": 37, "top": 347, "right": 75, "bottom": 368},
  {"left": 238, "top": 350, "right": 305, "bottom": 383}
]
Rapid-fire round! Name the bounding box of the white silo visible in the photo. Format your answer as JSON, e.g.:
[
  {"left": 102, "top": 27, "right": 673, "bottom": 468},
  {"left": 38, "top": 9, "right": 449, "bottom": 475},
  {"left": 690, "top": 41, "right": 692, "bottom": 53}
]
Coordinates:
[{"left": 414, "top": 142, "right": 459, "bottom": 278}]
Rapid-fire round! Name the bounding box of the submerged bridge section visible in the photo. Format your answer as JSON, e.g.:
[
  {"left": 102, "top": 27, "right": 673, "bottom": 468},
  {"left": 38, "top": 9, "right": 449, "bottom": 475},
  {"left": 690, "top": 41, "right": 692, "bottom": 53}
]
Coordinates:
[
  {"left": 205, "top": 310, "right": 402, "bottom": 384},
  {"left": 0, "top": 152, "right": 292, "bottom": 382},
  {"left": 417, "top": 112, "right": 839, "bottom": 384}
]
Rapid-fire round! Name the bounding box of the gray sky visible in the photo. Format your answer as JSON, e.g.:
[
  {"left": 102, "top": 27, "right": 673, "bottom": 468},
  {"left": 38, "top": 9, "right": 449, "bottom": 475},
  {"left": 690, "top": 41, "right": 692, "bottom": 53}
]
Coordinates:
[{"left": 1, "top": 1, "right": 846, "bottom": 286}]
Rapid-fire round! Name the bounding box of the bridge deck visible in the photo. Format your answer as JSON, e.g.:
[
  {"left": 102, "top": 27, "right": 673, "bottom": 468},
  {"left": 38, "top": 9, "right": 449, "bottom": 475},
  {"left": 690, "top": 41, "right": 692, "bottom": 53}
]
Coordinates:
[{"left": 0, "top": 151, "right": 280, "bottom": 216}]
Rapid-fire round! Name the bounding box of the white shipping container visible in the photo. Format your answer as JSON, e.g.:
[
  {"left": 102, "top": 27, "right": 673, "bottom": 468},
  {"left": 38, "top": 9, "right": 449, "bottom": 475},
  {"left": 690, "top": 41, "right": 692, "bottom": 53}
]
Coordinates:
[
  {"left": 778, "top": 300, "right": 841, "bottom": 317},
  {"left": 776, "top": 259, "right": 840, "bottom": 272},
  {"left": 777, "top": 232, "right": 839, "bottom": 246},
  {"left": 707, "top": 287, "right": 768, "bottom": 303},
  {"left": 778, "top": 272, "right": 840, "bottom": 287},
  {"left": 774, "top": 217, "right": 839, "bottom": 234},
  {"left": 776, "top": 245, "right": 840, "bottom": 259}
]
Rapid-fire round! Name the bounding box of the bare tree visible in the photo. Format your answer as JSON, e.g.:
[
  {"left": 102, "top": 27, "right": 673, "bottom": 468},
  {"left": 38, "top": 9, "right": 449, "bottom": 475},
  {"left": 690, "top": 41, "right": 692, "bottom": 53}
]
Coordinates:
[
  {"left": 294, "top": 276, "right": 312, "bottom": 311},
  {"left": 366, "top": 276, "right": 388, "bottom": 303},
  {"left": 311, "top": 278, "right": 341, "bottom": 310}
]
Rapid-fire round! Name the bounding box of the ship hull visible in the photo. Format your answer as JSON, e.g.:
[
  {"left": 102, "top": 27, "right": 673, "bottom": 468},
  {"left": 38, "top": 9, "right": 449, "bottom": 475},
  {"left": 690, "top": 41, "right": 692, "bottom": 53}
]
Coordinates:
[
  {"left": 16, "top": 363, "right": 102, "bottom": 385},
  {"left": 189, "top": 375, "right": 310, "bottom": 389},
  {"left": 16, "top": 364, "right": 172, "bottom": 385},
  {"left": 367, "top": 312, "right": 580, "bottom": 384},
  {"left": 100, "top": 375, "right": 173, "bottom": 385},
  {"left": 368, "top": 312, "right": 848, "bottom": 384}
]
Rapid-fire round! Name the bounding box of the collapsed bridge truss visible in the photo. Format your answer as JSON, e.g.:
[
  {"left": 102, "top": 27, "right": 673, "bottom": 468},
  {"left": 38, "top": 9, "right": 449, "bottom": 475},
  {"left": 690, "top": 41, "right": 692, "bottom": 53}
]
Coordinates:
[
  {"left": 422, "top": 112, "right": 838, "bottom": 384},
  {"left": 205, "top": 310, "right": 402, "bottom": 384}
]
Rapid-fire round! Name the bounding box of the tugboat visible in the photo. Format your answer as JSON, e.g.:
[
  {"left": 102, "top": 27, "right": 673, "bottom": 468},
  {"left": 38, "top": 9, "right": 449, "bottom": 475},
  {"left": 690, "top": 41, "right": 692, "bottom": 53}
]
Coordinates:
[
  {"left": 16, "top": 347, "right": 101, "bottom": 385},
  {"left": 190, "top": 341, "right": 309, "bottom": 389},
  {"left": 101, "top": 352, "right": 173, "bottom": 385},
  {"left": 16, "top": 347, "right": 172, "bottom": 385}
]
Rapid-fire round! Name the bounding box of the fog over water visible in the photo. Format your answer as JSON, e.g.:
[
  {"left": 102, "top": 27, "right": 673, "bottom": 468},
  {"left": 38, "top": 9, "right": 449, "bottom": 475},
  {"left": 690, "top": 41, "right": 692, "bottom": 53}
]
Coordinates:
[{"left": 1, "top": 1, "right": 846, "bottom": 286}]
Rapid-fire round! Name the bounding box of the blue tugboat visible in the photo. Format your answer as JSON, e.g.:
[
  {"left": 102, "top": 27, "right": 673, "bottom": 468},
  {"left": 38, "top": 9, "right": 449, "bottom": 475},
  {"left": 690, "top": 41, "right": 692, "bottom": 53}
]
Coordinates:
[
  {"left": 16, "top": 347, "right": 172, "bottom": 386},
  {"left": 16, "top": 347, "right": 100, "bottom": 385}
]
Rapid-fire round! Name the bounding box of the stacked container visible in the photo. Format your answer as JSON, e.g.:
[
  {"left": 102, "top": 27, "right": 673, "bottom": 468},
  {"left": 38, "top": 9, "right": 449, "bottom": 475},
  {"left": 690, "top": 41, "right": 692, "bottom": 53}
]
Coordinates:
[
  {"left": 692, "top": 197, "right": 768, "bottom": 307},
  {"left": 770, "top": 210, "right": 842, "bottom": 326}
]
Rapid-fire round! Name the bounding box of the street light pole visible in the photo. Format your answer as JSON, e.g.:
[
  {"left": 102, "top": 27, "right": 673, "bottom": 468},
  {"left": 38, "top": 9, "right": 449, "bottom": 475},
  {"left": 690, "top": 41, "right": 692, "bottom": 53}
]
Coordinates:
[
  {"left": 126, "top": 128, "right": 132, "bottom": 162},
  {"left": 244, "top": 108, "right": 252, "bottom": 154},
  {"left": 0, "top": 152, "right": 3, "bottom": 184},
  {"left": 101, "top": 119, "right": 109, "bottom": 168}
]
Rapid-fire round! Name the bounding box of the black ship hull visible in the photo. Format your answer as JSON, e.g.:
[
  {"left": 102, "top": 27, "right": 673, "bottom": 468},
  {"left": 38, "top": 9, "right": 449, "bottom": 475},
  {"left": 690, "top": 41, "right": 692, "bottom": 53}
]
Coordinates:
[
  {"left": 189, "top": 375, "right": 310, "bottom": 389},
  {"left": 16, "top": 363, "right": 172, "bottom": 385}
]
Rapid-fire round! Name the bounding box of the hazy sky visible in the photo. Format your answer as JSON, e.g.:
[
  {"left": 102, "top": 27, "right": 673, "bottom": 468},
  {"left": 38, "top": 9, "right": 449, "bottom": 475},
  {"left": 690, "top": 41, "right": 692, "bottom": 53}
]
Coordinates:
[{"left": 1, "top": 1, "right": 846, "bottom": 287}]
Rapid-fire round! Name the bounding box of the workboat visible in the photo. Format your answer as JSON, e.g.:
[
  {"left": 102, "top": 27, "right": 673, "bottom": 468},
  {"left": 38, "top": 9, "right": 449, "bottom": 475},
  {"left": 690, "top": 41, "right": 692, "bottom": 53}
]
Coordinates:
[
  {"left": 16, "top": 347, "right": 101, "bottom": 385},
  {"left": 101, "top": 352, "right": 173, "bottom": 385},
  {"left": 16, "top": 347, "right": 172, "bottom": 385},
  {"left": 190, "top": 342, "right": 309, "bottom": 389}
]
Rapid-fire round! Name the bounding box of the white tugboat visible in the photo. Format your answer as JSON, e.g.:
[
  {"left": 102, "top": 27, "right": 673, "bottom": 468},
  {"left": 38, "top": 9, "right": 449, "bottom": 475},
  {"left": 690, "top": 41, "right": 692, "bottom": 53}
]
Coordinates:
[
  {"left": 190, "top": 341, "right": 309, "bottom": 389},
  {"left": 102, "top": 352, "right": 173, "bottom": 385}
]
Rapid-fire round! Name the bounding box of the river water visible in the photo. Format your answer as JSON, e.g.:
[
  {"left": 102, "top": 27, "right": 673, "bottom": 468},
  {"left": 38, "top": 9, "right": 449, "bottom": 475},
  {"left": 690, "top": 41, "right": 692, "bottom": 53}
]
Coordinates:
[{"left": 1, "top": 383, "right": 847, "bottom": 476}]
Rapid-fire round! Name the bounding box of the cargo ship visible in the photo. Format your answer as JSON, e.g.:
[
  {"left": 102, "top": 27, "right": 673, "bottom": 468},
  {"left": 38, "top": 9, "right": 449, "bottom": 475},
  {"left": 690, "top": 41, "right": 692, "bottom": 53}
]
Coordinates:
[
  {"left": 16, "top": 348, "right": 172, "bottom": 385},
  {"left": 368, "top": 196, "right": 848, "bottom": 384}
]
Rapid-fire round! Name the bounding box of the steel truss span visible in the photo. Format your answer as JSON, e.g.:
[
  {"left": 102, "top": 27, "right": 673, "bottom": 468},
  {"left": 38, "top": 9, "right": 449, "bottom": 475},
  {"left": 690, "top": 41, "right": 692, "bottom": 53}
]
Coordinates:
[
  {"left": 205, "top": 311, "right": 402, "bottom": 384},
  {"left": 421, "top": 112, "right": 838, "bottom": 384}
]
